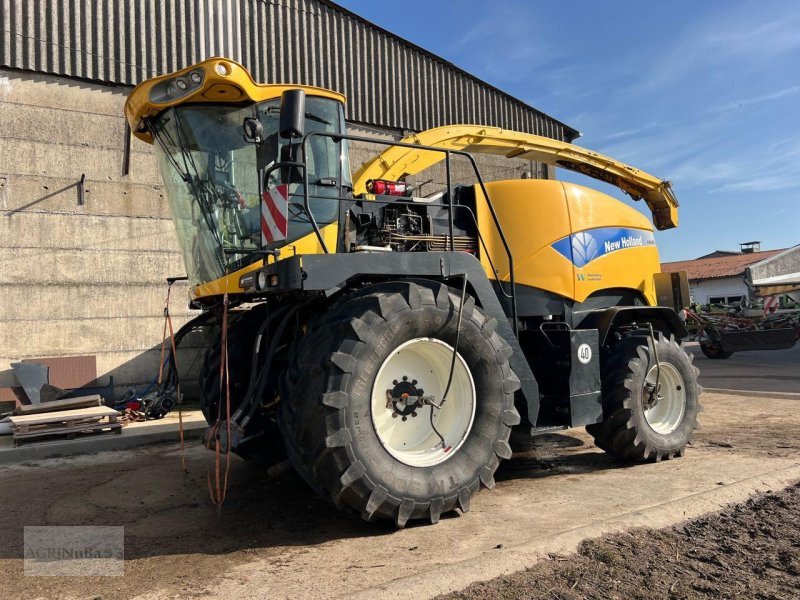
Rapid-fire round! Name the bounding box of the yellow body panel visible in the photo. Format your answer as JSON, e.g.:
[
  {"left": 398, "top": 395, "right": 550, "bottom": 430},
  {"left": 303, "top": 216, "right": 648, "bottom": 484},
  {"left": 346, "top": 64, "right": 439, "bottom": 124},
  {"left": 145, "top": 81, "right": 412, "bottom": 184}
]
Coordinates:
[
  {"left": 352, "top": 125, "right": 679, "bottom": 230},
  {"left": 124, "top": 57, "right": 346, "bottom": 144},
  {"left": 476, "top": 180, "right": 576, "bottom": 299},
  {"left": 476, "top": 180, "right": 659, "bottom": 305},
  {"left": 125, "top": 59, "right": 669, "bottom": 305},
  {"left": 190, "top": 222, "right": 338, "bottom": 300},
  {"left": 563, "top": 184, "right": 659, "bottom": 305}
]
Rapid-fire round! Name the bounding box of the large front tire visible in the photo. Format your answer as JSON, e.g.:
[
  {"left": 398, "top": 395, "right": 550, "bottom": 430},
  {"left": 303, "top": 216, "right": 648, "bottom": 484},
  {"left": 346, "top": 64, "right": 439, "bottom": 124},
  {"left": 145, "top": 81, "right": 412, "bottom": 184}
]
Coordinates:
[
  {"left": 586, "top": 334, "right": 701, "bottom": 462},
  {"left": 279, "top": 280, "right": 521, "bottom": 527}
]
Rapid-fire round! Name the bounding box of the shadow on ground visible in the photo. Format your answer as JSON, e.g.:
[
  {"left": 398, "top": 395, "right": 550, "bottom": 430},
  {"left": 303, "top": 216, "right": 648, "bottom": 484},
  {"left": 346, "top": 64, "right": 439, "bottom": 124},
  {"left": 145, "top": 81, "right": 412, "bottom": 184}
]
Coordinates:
[{"left": 0, "top": 432, "right": 621, "bottom": 563}]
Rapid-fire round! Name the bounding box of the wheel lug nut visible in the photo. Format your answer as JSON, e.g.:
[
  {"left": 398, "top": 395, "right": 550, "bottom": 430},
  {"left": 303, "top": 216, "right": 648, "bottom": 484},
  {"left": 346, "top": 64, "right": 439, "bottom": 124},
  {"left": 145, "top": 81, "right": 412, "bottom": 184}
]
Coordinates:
[
  {"left": 392, "top": 413, "right": 398, "bottom": 419},
  {"left": 412, "top": 379, "right": 417, "bottom": 385},
  {"left": 411, "top": 412, "right": 417, "bottom": 418},
  {"left": 392, "top": 380, "right": 398, "bottom": 385},
  {"left": 402, "top": 416, "right": 407, "bottom": 421}
]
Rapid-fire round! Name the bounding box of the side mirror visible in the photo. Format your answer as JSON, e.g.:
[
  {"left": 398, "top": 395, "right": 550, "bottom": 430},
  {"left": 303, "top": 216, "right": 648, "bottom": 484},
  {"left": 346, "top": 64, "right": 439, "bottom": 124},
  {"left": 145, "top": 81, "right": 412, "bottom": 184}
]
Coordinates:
[
  {"left": 280, "top": 89, "right": 305, "bottom": 139},
  {"left": 242, "top": 116, "right": 264, "bottom": 143}
]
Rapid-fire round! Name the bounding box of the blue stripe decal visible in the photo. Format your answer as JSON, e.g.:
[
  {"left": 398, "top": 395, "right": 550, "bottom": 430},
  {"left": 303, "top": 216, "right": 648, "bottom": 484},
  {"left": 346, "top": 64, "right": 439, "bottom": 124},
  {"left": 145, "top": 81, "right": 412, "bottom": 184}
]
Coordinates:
[{"left": 551, "top": 227, "right": 655, "bottom": 268}]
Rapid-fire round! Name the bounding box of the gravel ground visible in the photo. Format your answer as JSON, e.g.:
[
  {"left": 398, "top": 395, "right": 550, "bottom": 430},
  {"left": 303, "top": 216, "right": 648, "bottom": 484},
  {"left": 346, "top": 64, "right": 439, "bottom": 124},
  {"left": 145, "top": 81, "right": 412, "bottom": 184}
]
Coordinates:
[
  {"left": 1, "top": 391, "right": 798, "bottom": 599},
  {"left": 441, "top": 484, "right": 800, "bottom": 600}
]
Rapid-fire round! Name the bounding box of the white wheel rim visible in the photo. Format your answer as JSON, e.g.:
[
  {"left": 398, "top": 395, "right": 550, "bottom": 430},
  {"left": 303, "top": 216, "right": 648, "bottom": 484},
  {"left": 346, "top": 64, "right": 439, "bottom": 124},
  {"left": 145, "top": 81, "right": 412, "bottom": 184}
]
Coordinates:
[
  {"left": 371, "top": 338, "right": 476, "bottom": 467},
  {"left": 643, "top": 362, "right": 686, "bottom": 435}
]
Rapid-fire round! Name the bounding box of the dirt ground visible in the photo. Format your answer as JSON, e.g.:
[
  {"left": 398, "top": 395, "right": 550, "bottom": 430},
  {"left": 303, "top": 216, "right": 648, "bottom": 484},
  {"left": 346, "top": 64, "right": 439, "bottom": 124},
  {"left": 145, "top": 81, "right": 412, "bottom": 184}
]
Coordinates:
[
  {"left": 0, "top": 390, "right": 799, "bottom": 599},
  {"left": 441, "top": 483, "right": 800, "bottom": 600}
]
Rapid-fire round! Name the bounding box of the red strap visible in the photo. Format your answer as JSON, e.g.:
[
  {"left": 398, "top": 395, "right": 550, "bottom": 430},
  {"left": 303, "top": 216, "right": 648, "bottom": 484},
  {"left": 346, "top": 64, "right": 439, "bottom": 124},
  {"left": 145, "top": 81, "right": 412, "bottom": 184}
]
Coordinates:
[{"left": 208, "top": 291, "right": 232, "bottom": 508}]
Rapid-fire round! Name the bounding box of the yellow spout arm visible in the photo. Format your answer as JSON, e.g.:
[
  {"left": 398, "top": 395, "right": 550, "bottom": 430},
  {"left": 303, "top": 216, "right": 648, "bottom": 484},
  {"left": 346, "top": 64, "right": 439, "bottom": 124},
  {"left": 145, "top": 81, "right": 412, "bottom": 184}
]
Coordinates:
[{"left": 352, "top": 125, "right": 679, "bottom": 230}]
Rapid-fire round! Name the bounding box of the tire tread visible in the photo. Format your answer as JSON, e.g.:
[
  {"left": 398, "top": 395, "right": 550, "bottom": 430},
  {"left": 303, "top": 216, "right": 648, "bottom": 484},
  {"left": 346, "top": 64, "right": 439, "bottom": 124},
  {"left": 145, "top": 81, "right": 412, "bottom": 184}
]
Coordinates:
[{"left": 279, "top": 280, "right": 520, "bottom": 526}]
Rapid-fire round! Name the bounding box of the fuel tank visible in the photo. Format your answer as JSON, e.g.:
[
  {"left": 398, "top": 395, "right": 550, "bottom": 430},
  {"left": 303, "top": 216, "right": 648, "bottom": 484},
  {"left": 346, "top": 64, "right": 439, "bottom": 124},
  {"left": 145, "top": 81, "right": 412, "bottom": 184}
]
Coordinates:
[{"left": 475, "top": 179, "right": 660, "bottom": 304}]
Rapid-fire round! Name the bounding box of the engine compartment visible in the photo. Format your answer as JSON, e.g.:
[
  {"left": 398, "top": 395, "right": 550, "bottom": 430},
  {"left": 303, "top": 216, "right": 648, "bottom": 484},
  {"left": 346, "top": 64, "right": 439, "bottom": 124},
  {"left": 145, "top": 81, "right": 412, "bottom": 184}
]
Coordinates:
[{"left": 347, "top": 186, "right": 478, "bottom": 254}]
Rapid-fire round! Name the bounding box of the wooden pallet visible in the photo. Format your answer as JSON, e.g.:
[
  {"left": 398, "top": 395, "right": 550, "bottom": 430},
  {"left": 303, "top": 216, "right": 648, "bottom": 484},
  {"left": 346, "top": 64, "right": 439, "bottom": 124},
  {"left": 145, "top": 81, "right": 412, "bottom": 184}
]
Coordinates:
[
  {"left": 8, "top": 406, "right": 121, "bottom": 447},
  {"left": 13, "top": 394, "right": 103, "bottom": 416}
]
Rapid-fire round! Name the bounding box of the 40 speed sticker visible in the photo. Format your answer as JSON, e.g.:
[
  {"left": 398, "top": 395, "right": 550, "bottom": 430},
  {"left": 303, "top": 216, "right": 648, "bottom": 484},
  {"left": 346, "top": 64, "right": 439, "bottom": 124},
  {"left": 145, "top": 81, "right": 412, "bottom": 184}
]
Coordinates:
[{"left": 577, "top": 343, "right": 592, "bottom": 364}]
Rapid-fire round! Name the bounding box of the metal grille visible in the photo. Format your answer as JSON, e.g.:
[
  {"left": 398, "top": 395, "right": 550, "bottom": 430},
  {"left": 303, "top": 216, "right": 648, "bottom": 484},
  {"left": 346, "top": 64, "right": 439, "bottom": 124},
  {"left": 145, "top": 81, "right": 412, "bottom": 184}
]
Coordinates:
[{"left": 0, "top": 0, "right": 578, "bottom": 141}]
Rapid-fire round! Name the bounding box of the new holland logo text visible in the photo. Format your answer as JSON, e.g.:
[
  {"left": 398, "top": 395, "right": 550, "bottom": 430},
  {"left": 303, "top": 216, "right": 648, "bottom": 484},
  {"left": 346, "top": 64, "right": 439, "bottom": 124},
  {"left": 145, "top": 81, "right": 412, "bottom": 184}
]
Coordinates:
[
  {"left": 604, "top": 235, "right": 644, "bottom": 253},
  {"left": 551, "top": 227, "right": 655, "bottom": 269}
]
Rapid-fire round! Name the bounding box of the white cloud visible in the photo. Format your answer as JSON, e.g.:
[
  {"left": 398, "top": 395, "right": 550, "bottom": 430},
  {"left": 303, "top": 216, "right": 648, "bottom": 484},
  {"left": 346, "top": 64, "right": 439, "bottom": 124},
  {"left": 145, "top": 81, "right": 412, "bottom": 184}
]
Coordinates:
[
  {"left": 705, "top": 138, "right": 800, "bottom": 193},
  {"left": 708, "top": 85, "right": 800, "bottom": 113},
  {"left": 633, "top": 8, "right": 800, "bottom": 94},
  {"left": 439, "top": 0, "right": 800, "bottom": 206},
  {"left": 445, "top": 4, "right": 571, "bottom": 88},
  {"left": 703, "top": 12, "right": 800, "bottom": 59}
]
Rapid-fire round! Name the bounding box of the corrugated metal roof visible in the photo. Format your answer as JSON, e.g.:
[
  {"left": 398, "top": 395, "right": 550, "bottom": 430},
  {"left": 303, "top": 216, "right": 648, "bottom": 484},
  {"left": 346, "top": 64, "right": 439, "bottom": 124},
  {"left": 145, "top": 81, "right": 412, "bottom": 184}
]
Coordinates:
[
  {"left": 661, "top": 249, "right": 787, "bottom": 281},
  {"left": 0, "top": 0, "right": 578, "bottom": 141}
]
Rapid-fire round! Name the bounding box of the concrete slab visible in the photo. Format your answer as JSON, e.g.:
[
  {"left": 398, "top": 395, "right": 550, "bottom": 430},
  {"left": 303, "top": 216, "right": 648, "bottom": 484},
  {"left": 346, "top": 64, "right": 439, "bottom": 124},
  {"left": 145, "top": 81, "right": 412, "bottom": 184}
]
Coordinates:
[
  {"left": 0, "top": 247, "right": 184, "bottom": 286},
  {"left": 0, "top": 409, "right": 206, "bottom": 464},
  {"left": 0, "top": 284, "right": 194, "bottom": 321},
  {"left": 199, "top": 451, "right": 800, "bottom": 600},
  {"left": 350, "top": 465, "right": 800, "bottom": 600},
  {"left": 0, "top": 212, "right": 180, "bottom": 252},
  {"left": 704, "top": 388, "right": 800, "bottom": 400},
  {"left": 1, "top": 391, "right": 797, "bottom": 600}
]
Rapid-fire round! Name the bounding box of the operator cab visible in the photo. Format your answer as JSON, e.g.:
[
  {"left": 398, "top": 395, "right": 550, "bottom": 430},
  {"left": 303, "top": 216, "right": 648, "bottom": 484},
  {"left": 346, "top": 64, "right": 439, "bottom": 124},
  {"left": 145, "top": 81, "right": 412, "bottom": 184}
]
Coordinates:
[
  {"left": 125, "top": 57, "right": 351, "bottom": 287},
  {"left": 149, "top": 95, "right": 351, "bottom": 284}
]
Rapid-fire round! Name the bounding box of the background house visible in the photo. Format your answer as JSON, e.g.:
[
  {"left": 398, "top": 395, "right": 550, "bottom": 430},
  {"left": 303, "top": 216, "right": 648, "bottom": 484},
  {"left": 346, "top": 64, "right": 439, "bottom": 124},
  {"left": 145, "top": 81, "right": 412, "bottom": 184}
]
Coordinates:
[{"left": 662, "top": 242, "right": 800, "bottom": 307}]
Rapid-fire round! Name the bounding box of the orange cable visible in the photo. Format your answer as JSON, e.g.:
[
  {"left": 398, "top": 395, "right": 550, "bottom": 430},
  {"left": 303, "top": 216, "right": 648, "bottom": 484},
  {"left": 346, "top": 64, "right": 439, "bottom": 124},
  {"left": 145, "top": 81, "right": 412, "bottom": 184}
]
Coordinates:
[
  {"left": 166, "top": 306, "right": 189, "bottom": 474},
  {"left": 157, "top": 285, "right": 170, "bottom": 386},
  {"left": 208, "top": 284, "right": 233, "bottom": 508},
  {"left": 158, "top": 281, "right": 188, "bottom": 474}
]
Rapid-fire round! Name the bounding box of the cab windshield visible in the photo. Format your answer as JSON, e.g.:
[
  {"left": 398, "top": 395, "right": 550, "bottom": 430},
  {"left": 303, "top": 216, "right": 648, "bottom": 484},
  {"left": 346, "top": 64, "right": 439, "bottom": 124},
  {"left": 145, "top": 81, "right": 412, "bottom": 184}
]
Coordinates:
[{"left": 151, "top": 96, "right": 350, "bottom": 285}]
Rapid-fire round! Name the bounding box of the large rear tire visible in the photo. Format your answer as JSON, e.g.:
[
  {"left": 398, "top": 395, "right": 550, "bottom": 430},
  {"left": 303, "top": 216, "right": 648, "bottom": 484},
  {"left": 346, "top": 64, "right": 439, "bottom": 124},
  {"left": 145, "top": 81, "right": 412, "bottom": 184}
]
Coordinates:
[
  {"left": 279, "top": 280, "right": 521, "bottom": 527},
  {"left": 586, "top": 334, "right": 701, "bottom": 462}
]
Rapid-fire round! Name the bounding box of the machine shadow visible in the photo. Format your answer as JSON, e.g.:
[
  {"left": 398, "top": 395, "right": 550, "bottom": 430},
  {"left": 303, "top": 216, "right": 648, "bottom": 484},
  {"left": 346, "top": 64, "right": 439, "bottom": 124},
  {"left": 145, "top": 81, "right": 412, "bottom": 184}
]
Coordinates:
[
  {"left": 0, "top": 447, "right": 387, "bottom": 562},
  {"left": 0, "top": 436, "right": 624, "bottom": 562},
  {"left": 496, "top": 433, "right": 628, "bottom": 482}
]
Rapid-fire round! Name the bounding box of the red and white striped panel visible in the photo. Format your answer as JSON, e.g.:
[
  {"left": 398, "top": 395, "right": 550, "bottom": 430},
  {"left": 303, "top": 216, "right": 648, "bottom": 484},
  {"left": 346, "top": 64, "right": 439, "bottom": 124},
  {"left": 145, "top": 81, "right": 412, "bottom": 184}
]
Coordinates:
[
  {"left": 261, "top": 184, "right": 289, "bottom": 246},
  {"left": 764, "top": 295, "right": 778, "bottom": 315}
]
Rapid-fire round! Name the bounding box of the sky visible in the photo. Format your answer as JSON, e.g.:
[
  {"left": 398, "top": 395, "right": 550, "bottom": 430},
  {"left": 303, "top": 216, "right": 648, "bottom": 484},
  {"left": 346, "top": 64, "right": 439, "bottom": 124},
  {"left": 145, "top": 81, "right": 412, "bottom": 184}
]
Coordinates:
[{"left": 336, "top": 0, "right": 800, "bottom": 262}]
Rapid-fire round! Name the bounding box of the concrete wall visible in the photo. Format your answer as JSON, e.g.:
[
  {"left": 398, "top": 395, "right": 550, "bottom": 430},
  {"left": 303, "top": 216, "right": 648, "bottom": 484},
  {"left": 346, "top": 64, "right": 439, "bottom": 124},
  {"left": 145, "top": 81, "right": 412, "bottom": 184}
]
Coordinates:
[
  {"left": 0, "top": 68, "right": 203, "bottom": 402},
  {"left": 0, "top": 68, "right": 539, "bottom": 403},
  {"left": 748, "top": 246, "right": 800, "bottom": 282}
]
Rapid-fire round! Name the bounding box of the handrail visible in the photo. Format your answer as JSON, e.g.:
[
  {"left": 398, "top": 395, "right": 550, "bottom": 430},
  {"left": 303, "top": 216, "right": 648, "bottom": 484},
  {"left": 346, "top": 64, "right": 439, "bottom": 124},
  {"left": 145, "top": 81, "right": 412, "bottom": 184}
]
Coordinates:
[
  {"left": 265, "top": 189, "right": 515, "bottom": 305},
  {"left": 279, "top": 130, "right": 519, "bottom": 336},
  {"left": 459, "top": 151, "right": 517, "bottom": 334},
  {"left": 352, "top": 125, "right": 680, "bottom": 231}
]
